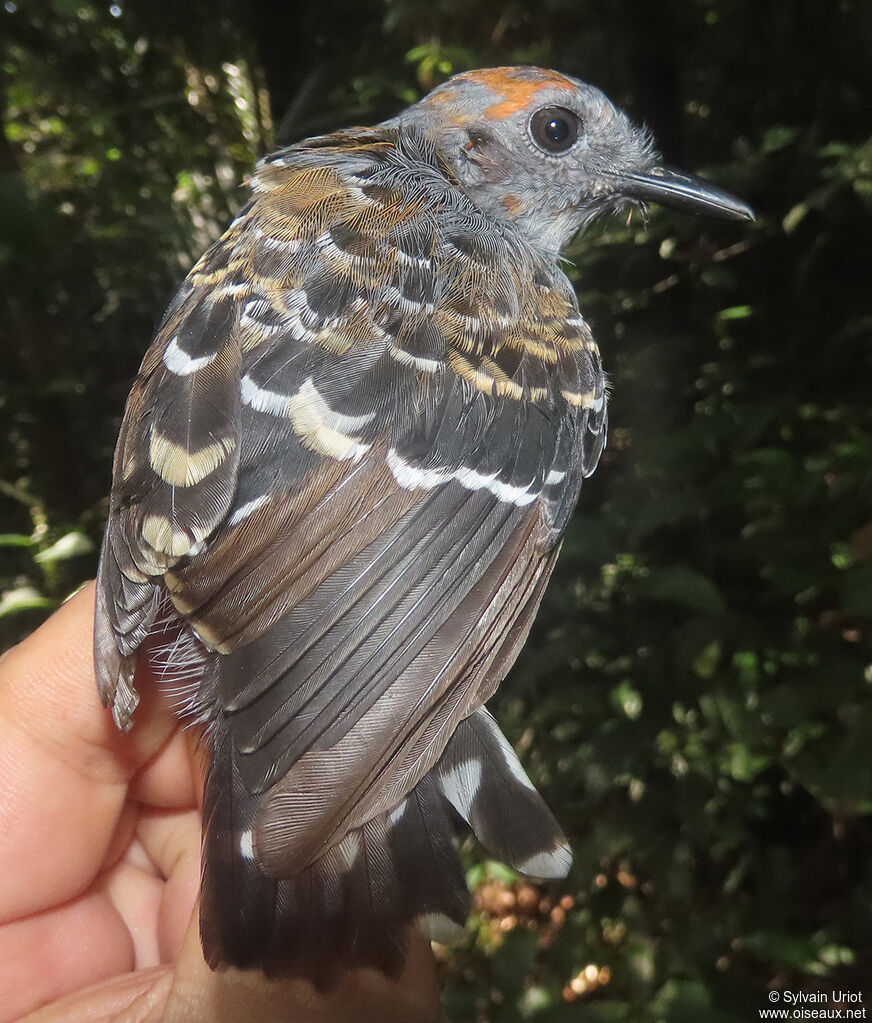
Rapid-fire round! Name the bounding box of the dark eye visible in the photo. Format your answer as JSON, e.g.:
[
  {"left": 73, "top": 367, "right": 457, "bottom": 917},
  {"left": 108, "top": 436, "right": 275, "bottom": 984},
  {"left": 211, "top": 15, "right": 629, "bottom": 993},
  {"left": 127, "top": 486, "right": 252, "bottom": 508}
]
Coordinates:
[{"left": 529, "top": 106, "right": 579, "bottom": 154}]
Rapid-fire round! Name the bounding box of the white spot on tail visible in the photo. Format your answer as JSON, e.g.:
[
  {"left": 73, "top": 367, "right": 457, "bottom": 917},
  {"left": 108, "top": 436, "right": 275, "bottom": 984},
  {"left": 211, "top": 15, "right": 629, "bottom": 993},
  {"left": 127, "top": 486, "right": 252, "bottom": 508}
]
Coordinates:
[
  {"left": 239, "top": 829, "right": 255, "bottom": 861},
  {"left": 416, "top": 912, "right": 466, "bottom": 944},
  {"left": 336, "top": 832, "right": 361, "bottom": 871},
  {"left": 476, "top": 710, "right": 537, "bottom": 792},
  {"left": 388, "top": 801, "right": 408, "bottom": 826},
  {"left": 438, "top": 758, "right": 483, "bottom": 818},
  {"left": 516, "top": 841, "right": 573, "bottom": 880}
]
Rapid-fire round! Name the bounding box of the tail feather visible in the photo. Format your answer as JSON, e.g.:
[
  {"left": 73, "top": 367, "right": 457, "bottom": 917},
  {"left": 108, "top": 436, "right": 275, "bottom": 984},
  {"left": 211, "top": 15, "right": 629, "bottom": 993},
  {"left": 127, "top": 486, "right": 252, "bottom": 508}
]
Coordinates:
[
  {"left": 200, "top": 706, "right": 567, "bottom": 972},
  {"left": 388, "top": 774, "right": 470, "bottom": 941},
  {"left": 436, "top": 708, "right": 572, "bottom": 880},
  {"left": 200, "top": 713, "right": 277, "bottom": 969},
  {"left": 199, "top": 724, "right": 470, "bottom": 973}
]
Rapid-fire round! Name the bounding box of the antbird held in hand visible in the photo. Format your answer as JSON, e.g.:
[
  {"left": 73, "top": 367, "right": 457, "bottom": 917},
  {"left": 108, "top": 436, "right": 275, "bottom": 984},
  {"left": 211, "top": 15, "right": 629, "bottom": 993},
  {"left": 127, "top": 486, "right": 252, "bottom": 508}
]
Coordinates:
[{"left": 94, "top": 66, "right": 752, "bottom": 973}]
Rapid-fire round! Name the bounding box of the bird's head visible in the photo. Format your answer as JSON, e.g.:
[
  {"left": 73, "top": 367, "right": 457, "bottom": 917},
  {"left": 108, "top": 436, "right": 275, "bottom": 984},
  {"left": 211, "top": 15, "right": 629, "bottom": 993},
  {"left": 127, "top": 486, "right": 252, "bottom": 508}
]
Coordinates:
[{"left": 393, "top": 66, "right": 753, "bottom": 255}]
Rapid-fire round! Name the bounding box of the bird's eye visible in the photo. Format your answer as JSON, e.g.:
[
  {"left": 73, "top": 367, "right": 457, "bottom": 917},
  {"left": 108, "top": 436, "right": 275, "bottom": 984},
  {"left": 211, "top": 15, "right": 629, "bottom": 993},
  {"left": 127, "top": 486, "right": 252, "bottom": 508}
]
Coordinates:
[{"left": 529, "top": 106, "right": 580, "bottom": 154}]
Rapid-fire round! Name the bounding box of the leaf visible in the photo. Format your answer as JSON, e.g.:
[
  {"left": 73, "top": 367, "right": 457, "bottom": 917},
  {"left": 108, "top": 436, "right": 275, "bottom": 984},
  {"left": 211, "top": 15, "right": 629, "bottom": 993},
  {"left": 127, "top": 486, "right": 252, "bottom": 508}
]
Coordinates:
[
  {"left": 611, "top": 680, "right": 643, "bottom": 720},
  {"left": 637, "top": 566, "right": 727, "bottom": 615},
  {"left": 761, "top": 125, "right": 800, "bottom": 154},
  {"left": 490, "top": 930, "right": 538, "bottom": 998},
  {"left": 0, "top": 586, "right": 54, "bottom": 618},
  {"left": 725, "top": 742, "right": 771, "bottom": 781},
  {"left": 649, "top": 979, "right": 712, "bottom": 1020},
  {"left": 0, "top": 533, "right": 36, "bottom": 548},
  {"left": 482, "top": 860, "right": 519, "bottom": 884},
  {"left": 33, "top": 531, "right": 94, "bottom": 564},
  {"left": 716, "top": 305, "right": 753, "bottom": 320},
  {"left": 783, "top": 202, "right": 808, "bottom": 233},
  {"left": 838, "top": 567, "right": 872, "bottom": 618},
  {"left": 693, "top": 639, "right": 722, "bottom": 679},
  {"left": 740, "top": 931, "right": 828, "bottom": 974}
]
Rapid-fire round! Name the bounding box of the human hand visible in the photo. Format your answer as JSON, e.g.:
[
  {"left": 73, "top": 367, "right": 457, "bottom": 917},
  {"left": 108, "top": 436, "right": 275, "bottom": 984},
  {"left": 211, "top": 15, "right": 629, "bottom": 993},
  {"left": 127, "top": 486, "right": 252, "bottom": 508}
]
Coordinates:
[{"left": 0, "top": 583, "right": 442, "bottom": 1022}]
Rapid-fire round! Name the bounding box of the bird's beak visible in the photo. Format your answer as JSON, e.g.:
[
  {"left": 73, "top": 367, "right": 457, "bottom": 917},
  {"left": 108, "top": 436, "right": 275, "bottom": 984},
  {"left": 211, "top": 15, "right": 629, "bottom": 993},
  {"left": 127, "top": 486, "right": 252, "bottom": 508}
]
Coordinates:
[{"left": 613, "top": 165, "right": 754, "bottom": 221}]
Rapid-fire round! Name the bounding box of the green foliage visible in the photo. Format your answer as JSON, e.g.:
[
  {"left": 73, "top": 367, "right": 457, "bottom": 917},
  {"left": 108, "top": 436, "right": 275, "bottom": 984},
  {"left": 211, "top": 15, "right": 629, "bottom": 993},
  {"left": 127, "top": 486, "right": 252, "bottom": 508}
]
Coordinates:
[{"left": 2, "top": 0, "right": 871, "bottom": 1017}]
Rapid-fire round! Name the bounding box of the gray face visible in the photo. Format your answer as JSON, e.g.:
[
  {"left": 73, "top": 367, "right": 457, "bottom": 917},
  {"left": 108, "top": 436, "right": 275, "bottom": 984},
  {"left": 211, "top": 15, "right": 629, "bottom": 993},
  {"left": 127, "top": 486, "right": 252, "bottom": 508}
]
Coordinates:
[{"left": 391, "top": 66, "right": 752, "bottom": 255}]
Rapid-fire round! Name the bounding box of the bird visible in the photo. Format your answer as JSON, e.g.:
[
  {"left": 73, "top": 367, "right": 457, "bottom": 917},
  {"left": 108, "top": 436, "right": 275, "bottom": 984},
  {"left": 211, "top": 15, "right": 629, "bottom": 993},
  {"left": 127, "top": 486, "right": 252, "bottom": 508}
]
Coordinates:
[{"left": 93, "top": 65, "right": 752, "bottom": 976}]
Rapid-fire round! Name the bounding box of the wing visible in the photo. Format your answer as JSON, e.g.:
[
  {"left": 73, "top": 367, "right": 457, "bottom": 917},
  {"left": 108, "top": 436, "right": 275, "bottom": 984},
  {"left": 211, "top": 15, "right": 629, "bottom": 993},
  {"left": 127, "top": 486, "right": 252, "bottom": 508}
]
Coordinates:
[
  {"left": 95, "top": 127, "right": 607, "bottom": 964},
  {"left": 94, "top": 243, "right": 244, "bottom": 728}
]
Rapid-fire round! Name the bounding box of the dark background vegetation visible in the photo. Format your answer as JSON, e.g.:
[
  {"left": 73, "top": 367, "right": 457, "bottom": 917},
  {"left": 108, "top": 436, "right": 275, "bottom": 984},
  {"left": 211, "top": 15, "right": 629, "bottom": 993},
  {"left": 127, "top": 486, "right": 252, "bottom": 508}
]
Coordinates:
[{"left": 2, "top": 0, "right": 871, "bottom": 1018}]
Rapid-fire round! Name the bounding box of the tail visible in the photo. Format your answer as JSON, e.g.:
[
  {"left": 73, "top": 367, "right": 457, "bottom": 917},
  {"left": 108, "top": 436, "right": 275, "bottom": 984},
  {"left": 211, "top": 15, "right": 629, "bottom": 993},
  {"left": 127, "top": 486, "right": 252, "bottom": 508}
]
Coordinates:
[{"left": 199, "top": 707, "right": 570, "bottom": 974}]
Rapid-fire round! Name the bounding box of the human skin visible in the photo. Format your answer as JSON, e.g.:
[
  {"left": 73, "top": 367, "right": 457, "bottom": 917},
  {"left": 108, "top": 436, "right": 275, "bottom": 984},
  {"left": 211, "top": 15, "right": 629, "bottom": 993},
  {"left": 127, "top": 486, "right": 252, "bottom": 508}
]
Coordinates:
[{"left": 0, "top": 583, "right": 441, "bottom": 1022}]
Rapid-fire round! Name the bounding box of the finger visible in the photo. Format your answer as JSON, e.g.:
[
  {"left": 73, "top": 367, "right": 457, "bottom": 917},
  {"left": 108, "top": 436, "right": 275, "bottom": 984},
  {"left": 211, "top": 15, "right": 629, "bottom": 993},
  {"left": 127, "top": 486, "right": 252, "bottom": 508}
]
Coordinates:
[
  {"left": 99, "top": 859, "right": 165, "bottom": 970},
  {"left": 135, "top": 807, "right": 201, "bottom": 962},
  {"left": 97, "top": 807, "right": 201, "bottom": 970},
  {"left": 154, "top": 916, "right": 443, "bottom": 1023},
  {"left": 129, "top": 727, "right": 198, "bottom": 810},
  {"left": 0, "top": 584, "right": 178, "bottom": 921},
  {"left": 17, "top": 966, "right": 173, "bottom": 1023},
  {"left": 0, "top": 889, "right": 134, "bottom": 1023}
]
